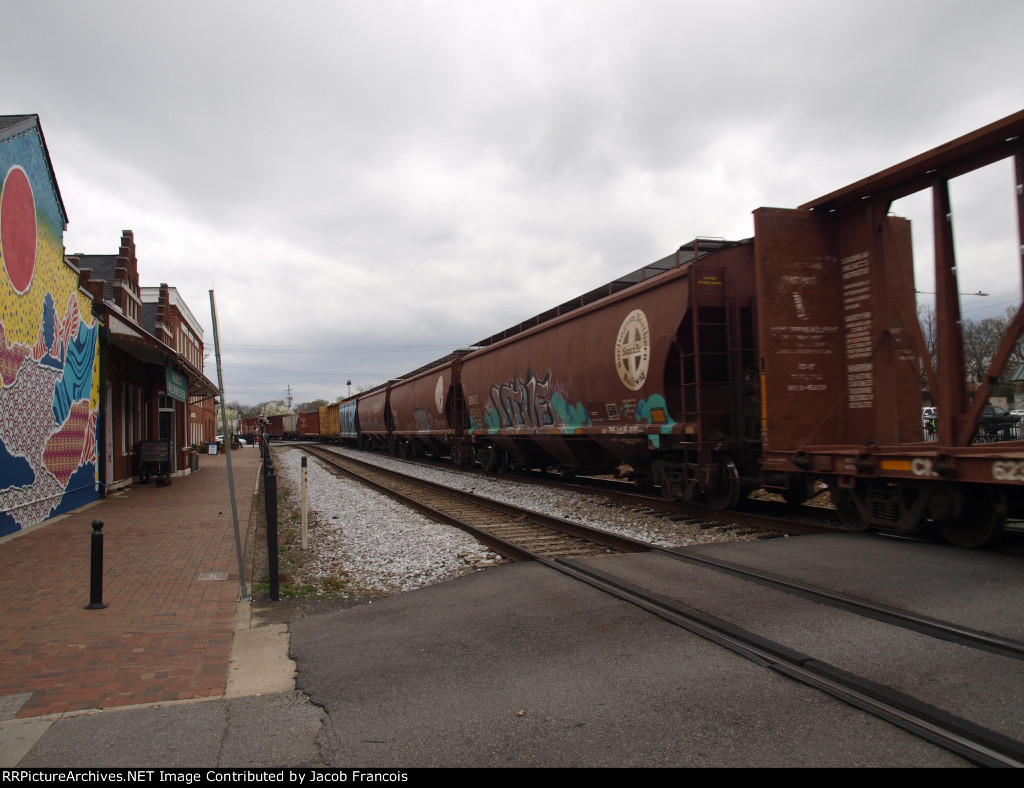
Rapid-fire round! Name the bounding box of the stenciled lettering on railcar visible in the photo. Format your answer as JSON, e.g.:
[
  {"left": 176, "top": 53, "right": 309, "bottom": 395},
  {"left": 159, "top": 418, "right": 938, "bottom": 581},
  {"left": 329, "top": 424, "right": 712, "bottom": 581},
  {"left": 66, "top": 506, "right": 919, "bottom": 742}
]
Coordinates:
[
  {"left": 993, "top": 460, "right": 1024, "bottom": 482},
  {"left": 615, "top": 309, "right": 650, "bottom": 391},
  {"left": 842, "top": 251, "right": 874, "bottom": 409},
  {"left": 786, "top": 362, "right": 826, "bottom": 392}
]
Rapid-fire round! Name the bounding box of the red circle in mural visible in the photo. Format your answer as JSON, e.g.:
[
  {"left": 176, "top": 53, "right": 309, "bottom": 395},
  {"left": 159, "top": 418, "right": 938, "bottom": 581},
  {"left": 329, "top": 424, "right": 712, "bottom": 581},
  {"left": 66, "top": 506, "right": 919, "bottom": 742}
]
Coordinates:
[{"left": 1, "top": 166, "right": 37, "bottom": 294}]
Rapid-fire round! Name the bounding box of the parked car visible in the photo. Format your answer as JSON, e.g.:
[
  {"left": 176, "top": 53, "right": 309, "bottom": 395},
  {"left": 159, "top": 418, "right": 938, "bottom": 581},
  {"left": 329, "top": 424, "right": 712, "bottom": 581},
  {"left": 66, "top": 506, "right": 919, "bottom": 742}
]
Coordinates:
[
  {"left": 215, "top": 434, "right": 247, "bottom": 447},
  {"left": 980, "top": 405, "right": 1017, "bottom": 424},
  {"left": 979, "top": 405, "right": 1018, "bottom": 440}
]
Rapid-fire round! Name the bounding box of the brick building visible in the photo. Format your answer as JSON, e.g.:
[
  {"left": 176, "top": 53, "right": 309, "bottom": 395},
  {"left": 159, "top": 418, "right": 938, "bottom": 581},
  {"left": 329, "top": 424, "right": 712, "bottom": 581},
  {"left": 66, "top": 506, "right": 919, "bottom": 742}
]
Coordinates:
[
  {"left": 140, "top": 283, "right": 218, "bottom": 450},
  {"left": 73, "top": 231, "right": 217, "bottom": 492}
]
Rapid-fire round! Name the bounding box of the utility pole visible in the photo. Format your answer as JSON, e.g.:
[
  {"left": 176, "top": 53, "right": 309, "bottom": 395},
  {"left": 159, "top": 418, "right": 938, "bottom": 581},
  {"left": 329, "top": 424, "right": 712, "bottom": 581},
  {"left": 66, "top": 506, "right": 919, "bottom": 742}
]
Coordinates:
[
  {"left": 286, "top": 384, "right": 293, "bottom": 409},
  {"left": 209, "top": 289, "right": 247, "bottom": 601}
]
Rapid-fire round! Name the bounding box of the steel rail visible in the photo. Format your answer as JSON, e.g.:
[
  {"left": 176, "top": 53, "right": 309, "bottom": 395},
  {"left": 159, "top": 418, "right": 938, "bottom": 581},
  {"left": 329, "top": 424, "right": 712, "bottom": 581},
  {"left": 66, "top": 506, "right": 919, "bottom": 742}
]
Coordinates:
[
  {"left": 300, "top": 446, "right": 644, "bottom": 560},
  {"left": 656, "top": 547, "right": 1024, "bottom": 663},
  {"left": 340, "top": 448, "right": 838, "bottom": 536},
  {"left": 549, "top": 559, "right": 1024, "bottom": 769},
  {"left": 298, "top": 444, "right": 1024, "bottom": 765},
  {"left": 310, "top": 445, "right": 1024, "bottom": 662},
  {"left": 393, "top": 457, "right": 843, "bottom": 535}
]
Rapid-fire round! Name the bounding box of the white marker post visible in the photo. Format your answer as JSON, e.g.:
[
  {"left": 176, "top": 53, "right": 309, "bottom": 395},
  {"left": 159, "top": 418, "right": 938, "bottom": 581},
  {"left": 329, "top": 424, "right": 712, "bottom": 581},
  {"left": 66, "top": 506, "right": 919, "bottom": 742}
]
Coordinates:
[{"left": 301, "top": 456, "right": 308, "bottom": 550}]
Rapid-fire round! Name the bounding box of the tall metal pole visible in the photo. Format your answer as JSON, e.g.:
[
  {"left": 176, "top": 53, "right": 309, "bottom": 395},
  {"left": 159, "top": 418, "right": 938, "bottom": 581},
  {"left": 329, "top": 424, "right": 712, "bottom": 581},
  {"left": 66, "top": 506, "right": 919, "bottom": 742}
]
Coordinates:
[{"left": 210, "top": 290, "right": 248, "bottom": 600}]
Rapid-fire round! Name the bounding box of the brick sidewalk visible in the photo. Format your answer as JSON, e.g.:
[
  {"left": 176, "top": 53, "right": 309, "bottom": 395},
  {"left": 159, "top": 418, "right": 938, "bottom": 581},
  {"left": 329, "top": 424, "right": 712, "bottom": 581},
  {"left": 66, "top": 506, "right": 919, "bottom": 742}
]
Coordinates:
[{"left": 0, "top": 448, "right": 261, "bottom": 719}]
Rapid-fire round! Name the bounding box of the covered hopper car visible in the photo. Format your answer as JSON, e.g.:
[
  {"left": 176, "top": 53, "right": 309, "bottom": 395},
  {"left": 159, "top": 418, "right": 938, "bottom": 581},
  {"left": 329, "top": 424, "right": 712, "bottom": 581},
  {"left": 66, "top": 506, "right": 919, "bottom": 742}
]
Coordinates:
[
  {"left": 388, "top": 353, "right": 468, "bottom": 461},
  {"left": 461, "top": 238, "right": 760, "bottom": 511},
  {"left": 315, "top": 110, "right": 1024, "bottom": 547}
]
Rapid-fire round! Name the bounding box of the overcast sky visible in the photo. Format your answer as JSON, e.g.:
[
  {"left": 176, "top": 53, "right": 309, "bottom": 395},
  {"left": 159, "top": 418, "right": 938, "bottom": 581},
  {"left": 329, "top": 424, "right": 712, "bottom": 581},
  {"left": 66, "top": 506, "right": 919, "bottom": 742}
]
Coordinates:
[{"left": 7, "top": 0, "right": 1024, "bottom": 405}]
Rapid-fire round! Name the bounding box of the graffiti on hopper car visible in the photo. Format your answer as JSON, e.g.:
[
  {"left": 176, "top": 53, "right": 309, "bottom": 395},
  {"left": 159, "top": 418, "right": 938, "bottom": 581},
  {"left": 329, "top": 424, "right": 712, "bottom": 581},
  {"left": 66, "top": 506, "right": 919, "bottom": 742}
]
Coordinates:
[
  {"left": 481, "top": 371, "right": 593, "bottom": 431},
  {"left": 487, "top": 372, "right": 555, "bottom": 429}
]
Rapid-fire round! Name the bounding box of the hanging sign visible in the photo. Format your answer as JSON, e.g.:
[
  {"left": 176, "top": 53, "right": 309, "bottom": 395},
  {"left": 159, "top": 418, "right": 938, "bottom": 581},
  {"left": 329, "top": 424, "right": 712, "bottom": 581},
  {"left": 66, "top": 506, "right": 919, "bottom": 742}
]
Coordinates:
[{"left": 166, "top": 367, "right": 188, "bottom": 403}]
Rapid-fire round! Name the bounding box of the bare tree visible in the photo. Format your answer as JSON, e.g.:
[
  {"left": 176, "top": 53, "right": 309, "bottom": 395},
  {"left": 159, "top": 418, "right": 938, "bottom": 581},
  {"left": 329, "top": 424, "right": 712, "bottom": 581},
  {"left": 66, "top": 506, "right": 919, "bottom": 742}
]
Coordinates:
[
  {"left": 917, "top": 304, "right": 938, "bottom": 387},
  {"left": 916, "top": 304, "right": 1024, "bottom": 398},
  {"left": 962, "top": 317, "right": 1003, "bottom": 383},
  {"left": 998, "top": 305, "right": 1024, "bottom": 376}
]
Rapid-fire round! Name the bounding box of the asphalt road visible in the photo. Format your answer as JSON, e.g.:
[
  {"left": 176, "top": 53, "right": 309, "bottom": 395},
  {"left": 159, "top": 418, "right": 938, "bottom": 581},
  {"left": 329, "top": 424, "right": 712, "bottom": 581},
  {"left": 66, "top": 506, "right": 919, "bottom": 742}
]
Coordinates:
[{"left": 13, "top": 533, "right": 1024, "bottom": 768}]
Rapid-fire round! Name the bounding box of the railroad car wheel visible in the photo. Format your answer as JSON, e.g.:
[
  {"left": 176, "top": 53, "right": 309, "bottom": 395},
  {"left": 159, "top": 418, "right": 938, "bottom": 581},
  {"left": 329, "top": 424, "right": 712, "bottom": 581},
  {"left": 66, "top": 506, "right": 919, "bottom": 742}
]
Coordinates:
[
  {"left": 452, "top": 447, "right": 470, "bottom": 468},
  {"left": 658, "top": 454, "right": 682, "bottom": 500},
  {"left": 937, "top": 485, "right": 1006, "bottom": 548},
  {"left": 705, "top": 457, "right": 740, "bottom": 510},
  {"left": 479, "top": 445, "right": 509, "bottom": 474}
]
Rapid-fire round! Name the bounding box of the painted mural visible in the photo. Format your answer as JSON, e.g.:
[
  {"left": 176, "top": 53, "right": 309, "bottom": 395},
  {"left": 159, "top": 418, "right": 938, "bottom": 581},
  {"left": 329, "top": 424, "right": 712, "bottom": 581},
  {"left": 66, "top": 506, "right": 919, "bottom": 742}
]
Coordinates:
[{"left": 0, "top": 120, "right": 100, "bottom": 536}]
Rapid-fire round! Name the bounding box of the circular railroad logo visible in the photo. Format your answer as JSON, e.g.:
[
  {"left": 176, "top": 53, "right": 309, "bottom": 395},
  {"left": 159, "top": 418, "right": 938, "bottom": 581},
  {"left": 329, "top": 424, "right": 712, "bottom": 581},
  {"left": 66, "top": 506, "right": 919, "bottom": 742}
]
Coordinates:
[
  {"left": 435, "top": 374, "right": 446, "bottom": 413},
  {"left": 615, "top": 309, "right": 650, "bottom": 391}
]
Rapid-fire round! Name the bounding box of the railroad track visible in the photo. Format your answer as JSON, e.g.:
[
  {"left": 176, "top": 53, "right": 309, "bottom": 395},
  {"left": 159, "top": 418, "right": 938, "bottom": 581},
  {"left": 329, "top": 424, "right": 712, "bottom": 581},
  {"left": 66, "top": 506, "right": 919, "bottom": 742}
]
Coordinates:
[
  {"left": 522, "top": 471, "right": 845, "bottom": 536},
  {"left": 306, "top": 443, "right": 832, "bottom": 538},
  {"left": 300, "top": 445, "right": 647, "bottom": 562},
  {"left": 323, "top": 444, "right": 1024, "bottom": 546},
  {"left": 552, "top": 556, "right": 1024, "bottom": 768},
  {"left": 292, "top": 443, "right": 1024, "bottom": 766}
]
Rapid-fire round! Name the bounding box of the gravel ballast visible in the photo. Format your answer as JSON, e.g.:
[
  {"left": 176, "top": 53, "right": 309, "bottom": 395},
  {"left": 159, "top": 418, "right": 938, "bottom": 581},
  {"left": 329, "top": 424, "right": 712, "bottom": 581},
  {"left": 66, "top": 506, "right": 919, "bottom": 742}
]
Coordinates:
[{"left": 273, "top": 445, "right": 774, "bottom": 598}]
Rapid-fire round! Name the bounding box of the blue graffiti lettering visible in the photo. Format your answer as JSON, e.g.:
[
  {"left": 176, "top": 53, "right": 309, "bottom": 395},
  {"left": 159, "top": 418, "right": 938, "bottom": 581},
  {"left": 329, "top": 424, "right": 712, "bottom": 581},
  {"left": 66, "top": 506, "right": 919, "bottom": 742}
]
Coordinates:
[
  {"left": 481, "top": 372, "right": 594, "bottom": 431},
  {"left": 488, "top": 372, "right": 556, "bottom": 429}
]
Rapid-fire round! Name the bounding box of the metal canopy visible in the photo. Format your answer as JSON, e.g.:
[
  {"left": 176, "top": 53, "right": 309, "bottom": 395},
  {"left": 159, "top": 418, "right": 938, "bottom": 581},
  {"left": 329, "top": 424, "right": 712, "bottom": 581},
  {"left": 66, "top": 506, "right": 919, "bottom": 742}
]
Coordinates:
[{"left": 106, "top": 312, "right": 218, "bottom": 398}]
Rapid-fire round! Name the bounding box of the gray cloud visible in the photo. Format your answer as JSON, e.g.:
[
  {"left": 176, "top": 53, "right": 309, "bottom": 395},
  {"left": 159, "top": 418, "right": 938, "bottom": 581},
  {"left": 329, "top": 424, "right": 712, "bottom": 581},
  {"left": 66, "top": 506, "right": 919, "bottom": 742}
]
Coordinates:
[{"left": 6, "top": 0, "right": 1023, "bottom": 403}]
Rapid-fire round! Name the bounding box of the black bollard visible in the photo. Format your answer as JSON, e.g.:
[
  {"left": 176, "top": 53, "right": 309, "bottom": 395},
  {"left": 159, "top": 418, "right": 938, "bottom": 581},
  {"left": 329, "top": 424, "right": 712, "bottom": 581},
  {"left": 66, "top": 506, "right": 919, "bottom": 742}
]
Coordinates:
[{"left": 85, "top": 519, "right": 108, "bottom": 610}]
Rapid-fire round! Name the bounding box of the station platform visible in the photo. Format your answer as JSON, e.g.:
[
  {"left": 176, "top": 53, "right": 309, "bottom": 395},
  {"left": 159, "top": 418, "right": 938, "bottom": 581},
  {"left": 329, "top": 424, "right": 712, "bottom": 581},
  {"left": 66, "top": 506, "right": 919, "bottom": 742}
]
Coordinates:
[{"left": 0, "top": 447, "right": 263, "bottom": 722}]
